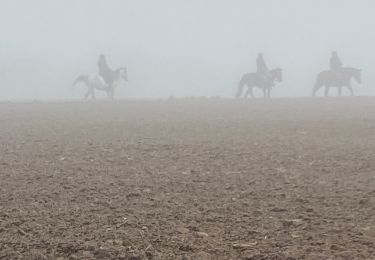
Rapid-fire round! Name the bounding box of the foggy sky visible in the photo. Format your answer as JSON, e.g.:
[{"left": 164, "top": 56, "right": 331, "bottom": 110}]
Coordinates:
[{"left": 0, "top": 0, "right": 374, "bottom": 99}]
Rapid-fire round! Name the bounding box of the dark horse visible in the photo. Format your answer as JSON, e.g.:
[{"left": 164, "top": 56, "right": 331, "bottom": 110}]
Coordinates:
[
  {"left": 236, "top": 68, "right": 282, "bottom": 98},
  {"left": 313, "top": 67, "right": 361, "bottom": 97},
  {"left": 73, "top": 67, "right": 128, "bottom": 100}
]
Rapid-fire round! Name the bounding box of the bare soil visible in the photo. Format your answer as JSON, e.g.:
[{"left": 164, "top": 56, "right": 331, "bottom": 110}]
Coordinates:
[{"left": 1, "top": 98, "right": 375, "bottom": 260}]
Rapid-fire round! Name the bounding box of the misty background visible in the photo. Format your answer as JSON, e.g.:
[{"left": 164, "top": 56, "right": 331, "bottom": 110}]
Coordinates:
[{"left": 0, "top": 0, "right": 373, "bottom": 100}]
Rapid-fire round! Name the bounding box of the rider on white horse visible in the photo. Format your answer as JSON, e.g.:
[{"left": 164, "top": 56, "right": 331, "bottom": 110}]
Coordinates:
[
  {"left": 98, "top": 54, "right": 114, "bottom": 87},
  {"left": 73, "top": 55, "right": 128, "bottom": 100}
]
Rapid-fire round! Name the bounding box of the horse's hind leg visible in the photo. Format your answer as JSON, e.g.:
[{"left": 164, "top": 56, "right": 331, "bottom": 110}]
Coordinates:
[
  {"left": 324, "top": 86, "right": 330, "bottom": 97},
  {"left": 236, "top": 82, "right": 245, "bottom": 98},
  {"left": 245, "top": 87, "right": 254, "bottom": 98},
  {"left": 313, "top": 82, "right": 321, "bottom": 97},
  {"left": 90, "top": 89, "right": 96, "bottom": 100},
  {"left": 250, "top": 88, "right": 255, "bottom": 98},
  {"left": 106, "top": 87, "right": 114, "bottom": 100},
  {"left": 338, "top": 87, "right": 342, "bottom": 97},
  {"left": 84, "top": 89, "right": 91, "bottom": 100},
  {"left": 236, "top": 87, "right": 242, "bottom": 99},
  {"left": 347, "top": 85, "right": 354, "bottom": 96},
  {"left": 244, "top": 88, "right": 250, "bottom": 98},
  {"left": 267, "top": 88, "right": 271, "bottom": 98}
]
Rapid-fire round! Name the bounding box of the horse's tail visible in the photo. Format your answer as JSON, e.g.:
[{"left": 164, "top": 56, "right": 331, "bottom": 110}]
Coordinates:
[
  {"left": 312, "top": 75, "right": 323, "bottom": 97},
  {"left": 236, "top": 75, "right": 247, "bottom": 98},
  {"left": 115, "top": 67, "right": 128, "bottom": 82},
  {"left": 72, "top": 75, "right": 88, "bottom": 87}
]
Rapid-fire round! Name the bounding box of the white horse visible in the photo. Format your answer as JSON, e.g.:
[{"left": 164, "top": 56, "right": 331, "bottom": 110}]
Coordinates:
[{"left": 73, "top": 67, "right": 128, "bottom": 100}]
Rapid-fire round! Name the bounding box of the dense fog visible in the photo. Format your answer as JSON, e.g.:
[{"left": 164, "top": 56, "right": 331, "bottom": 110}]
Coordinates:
[{"left": 0, "top": 0, "right": 374, "bottom": 100}]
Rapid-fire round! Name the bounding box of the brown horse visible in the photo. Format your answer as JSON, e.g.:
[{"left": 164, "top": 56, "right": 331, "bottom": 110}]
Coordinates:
[
  {"left": 236, "top": 68, "right": 282, "bottom": 98},
  {"left": 313, "top": 67, "right": 361, "bottom": 97}
]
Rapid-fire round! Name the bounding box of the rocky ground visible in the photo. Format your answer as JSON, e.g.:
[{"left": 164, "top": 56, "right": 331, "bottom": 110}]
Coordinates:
[{"left": 1, "top": 98, "right": 375, "bottom": 259}]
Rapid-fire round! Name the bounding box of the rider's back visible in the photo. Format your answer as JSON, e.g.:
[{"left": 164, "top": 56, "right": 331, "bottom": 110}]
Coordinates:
[
  {"left": 256, "top": 55, "right": 268, "bottom": 74},
  {"left": 330, "top": 52, "right": 343, "bottom": 71},
  {"left": 97, "top": 54, "right": 114, "bottom": 85}
]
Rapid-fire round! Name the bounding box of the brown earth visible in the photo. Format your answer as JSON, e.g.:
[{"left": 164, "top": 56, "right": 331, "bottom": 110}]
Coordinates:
[{"left": 1, "top": 98, "right": 375, "bottom": 260}]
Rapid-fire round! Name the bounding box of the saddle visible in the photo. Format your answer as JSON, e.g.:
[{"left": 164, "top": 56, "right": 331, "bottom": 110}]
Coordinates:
[
  {"left": 257, "top": 72, "right": 273, "bottom": 87},
  {"left": 331, "top": 69, "right": 346, "bottom": 81}
]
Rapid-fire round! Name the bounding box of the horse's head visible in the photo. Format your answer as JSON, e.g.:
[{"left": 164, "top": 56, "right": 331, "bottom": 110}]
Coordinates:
[
  {"left": 116, "top": 67, "right": 128, "bottom": 82},
  {"left": 343, "top": 67, "right": 361, "bottom": 84},
  {"left": 271, "top": 68, "right": 282, "bottom": 82}
]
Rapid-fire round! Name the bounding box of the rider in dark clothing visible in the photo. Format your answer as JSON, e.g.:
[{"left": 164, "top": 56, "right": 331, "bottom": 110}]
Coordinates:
[
  {"left": 256, "top": 53, "right": 271, "bottom": 83},
  {"left": 97, "top": 54, "right": 114, "bottom": 87},
  {"left": 330, "top": 51, "right": 343, "bottom": 72}
]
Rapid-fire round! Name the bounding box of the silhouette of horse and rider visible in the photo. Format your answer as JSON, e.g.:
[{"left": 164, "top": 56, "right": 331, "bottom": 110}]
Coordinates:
[
  {"left": 313, "top": 51, "right": 361, "bottom": 97},
  {"left": 73, "top": 55, "right": 128, "bottom": 100},
  {"left": 236, "top": 53, "right": 282, "bottom": 98},
  {"left": 73, "top": 52, "right": 360, "bottom": 100}
]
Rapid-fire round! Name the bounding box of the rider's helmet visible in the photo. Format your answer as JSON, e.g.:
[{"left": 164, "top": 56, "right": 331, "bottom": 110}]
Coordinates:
[{"left": 99, "top": 54, "right": 106, "bottom": 61}]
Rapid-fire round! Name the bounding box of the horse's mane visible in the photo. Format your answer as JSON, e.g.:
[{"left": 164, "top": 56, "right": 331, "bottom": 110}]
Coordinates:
[{"left": 115, "top": 67, "right": 127, "bottom": 74}]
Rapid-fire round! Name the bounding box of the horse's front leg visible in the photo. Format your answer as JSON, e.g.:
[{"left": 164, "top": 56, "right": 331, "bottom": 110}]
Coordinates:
[
  {"left": 347, "top": 85, "right": 354, "bottom": 96},
  {"left": 106, "top": 87, "right": 114, "bottom": 100},
  {"left": 338, "top": 87, "right": 342, "bottom": 97}
]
